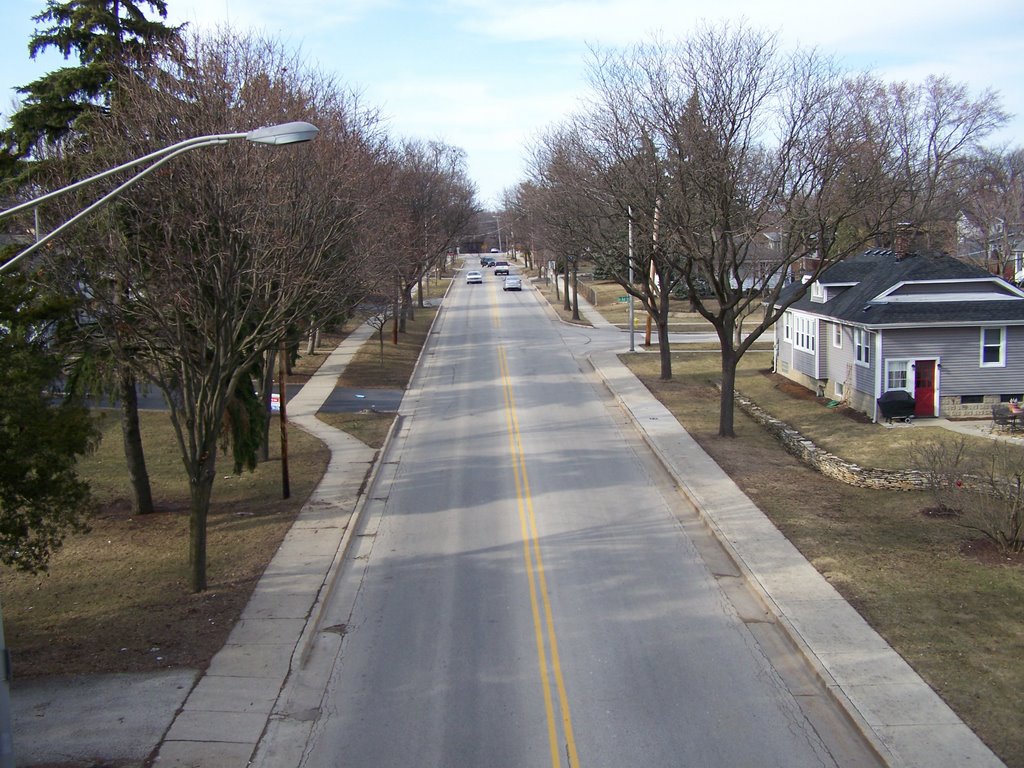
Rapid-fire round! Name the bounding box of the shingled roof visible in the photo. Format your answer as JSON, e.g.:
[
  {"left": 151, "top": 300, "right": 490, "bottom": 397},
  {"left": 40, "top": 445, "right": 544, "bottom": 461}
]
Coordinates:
[{"left": 778, "top": 249, "right": 1024, "bottom": 327}]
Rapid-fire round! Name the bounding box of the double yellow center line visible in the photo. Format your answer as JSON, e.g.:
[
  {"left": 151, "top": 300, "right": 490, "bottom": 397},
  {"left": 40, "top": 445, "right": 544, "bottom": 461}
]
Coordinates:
[{"left": 498, "top": 344, "right": 580, "bottom": 767}]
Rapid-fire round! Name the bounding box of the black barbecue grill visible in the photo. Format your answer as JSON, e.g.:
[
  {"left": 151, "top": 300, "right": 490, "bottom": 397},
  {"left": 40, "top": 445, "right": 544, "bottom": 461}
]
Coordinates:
[{"left": 877, "top": 390, "right": 916, "bottom": 423}]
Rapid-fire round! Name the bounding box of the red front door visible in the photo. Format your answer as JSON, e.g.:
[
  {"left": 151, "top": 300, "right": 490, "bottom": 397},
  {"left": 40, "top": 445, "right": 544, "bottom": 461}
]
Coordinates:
[{"left": 914, "top": 360, "right": 935, "bottom": 417}]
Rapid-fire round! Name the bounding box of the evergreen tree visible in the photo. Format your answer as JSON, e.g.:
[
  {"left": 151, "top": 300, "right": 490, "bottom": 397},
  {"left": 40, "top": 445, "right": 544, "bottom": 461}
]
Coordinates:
[
  {"left": 0, "top": 270, "right": 98, "bottom": 572},
  {"left": 3, "top": 1, "right": 181, "bottom": 515},
  {"left": 5, "top": 0, "right": 181, "bottom": 159}
]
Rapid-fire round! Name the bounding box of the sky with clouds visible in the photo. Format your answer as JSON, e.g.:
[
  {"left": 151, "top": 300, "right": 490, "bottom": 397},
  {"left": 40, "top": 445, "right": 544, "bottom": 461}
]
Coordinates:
[{"left": 2, "top": 0, "right": 1022, "bottom": 207}]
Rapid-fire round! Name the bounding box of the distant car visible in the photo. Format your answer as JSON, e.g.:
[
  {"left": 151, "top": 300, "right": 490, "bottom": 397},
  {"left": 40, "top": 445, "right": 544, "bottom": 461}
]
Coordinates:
[
  {"left": 493, "top": 261, "right": 510, "bottom": 275},
  {"left": 503, "top": 275, "right": 522, "bottom": 291},
  {"left": 490, "top": 248, "right": 500, "bottom": 253},
  {"left": 466, "top": 270, "right": 483, "bottom": 284},
  {"left": 480, "top": 256, "right": 495, "bottom": 267}
]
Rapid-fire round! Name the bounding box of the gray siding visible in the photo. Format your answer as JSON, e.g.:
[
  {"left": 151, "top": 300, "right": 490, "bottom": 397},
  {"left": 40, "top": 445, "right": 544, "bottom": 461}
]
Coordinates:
[
  {"left": 853, "top": 359, "right": 875, "bottom": 393},
  {"left": 818, "top": 326, "right": 830, "bottom": 375},
  {"left": 882, "top": 326, "right": 1024, "bottom": 395},
  {"left": 824, "top": 324, "right": 863, "bottom": 395},
  {"left": 793, "top": 348, "right": 815, "bottom": 378}
]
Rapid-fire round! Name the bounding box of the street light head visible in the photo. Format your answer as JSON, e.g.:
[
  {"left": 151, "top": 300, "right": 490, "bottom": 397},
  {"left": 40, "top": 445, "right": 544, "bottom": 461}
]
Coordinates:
[{"left": 245, "top": 121, "right": 319, "bottom": 146}]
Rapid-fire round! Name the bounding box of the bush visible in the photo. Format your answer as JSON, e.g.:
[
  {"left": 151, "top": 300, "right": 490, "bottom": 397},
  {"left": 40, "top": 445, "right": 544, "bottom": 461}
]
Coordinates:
[{"left": 914, "top": 436, "right": 1024, "bottom": 552}]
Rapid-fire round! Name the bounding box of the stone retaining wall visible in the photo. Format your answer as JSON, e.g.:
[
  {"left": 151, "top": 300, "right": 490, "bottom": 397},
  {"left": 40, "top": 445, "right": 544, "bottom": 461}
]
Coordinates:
[{"left": 733, "top": 391, "right": 933, "bottom": 491}]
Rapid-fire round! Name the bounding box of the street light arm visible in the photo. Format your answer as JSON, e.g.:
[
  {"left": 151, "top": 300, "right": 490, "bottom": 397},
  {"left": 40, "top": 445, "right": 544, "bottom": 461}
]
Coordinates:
[
  {"left": 0, "top": 121, "right": 317, "bottom": 223},
  {"left": 0, "top": 139, "right": 230, "bottom": 273},
  {"left": 0, "top": 120, "right": 318, "bottom": 274},
  {"left": 0, "top": 132, "right": 248, "bottom": 223}
]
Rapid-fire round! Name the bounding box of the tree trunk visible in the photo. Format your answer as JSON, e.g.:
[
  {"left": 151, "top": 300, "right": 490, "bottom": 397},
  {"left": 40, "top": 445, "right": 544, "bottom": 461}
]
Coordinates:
[
  {"left": 657, "top": 282, "right": 673, "bottom": 380},
  {"left": 187, "top": 451, "right": 217, "bottom": 592},
  {"left": 119, "top": 368, "right": 154, "bottom": 514},
  {"left": 571, "top": 262, "right": 580, "bottom": 321},
  {"left": 259, "top": 348, "right": 274, "bottom": 462},
  {"left": 563, "top": 263, "right": 571, "bottom": 311},
  {"left": 719, "top": 346, "right": 739, "bottom": 438},
  {"left": 305, "top": 323, "right": 317, "bottom": 355}
]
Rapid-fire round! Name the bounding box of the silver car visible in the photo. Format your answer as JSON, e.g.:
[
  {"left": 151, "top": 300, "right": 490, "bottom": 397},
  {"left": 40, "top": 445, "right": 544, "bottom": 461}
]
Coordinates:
[{"left": 503, "top": 275, "right": 522, "bottom": 291}]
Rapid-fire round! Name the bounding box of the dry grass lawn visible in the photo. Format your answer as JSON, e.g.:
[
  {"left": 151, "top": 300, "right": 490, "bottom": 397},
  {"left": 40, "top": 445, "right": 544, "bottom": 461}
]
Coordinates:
[
  {"left": 0, "top": 299, "right": 445, "bottom": 680},
  {"left": 0, "top": 408, "right": 328, "bottom": 677}
]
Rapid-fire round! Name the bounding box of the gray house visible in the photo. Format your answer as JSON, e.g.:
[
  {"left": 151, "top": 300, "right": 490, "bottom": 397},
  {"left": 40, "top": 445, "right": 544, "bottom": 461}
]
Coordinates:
[{"left": 773, "top": 248, "right": 1024, "bottom": 423}]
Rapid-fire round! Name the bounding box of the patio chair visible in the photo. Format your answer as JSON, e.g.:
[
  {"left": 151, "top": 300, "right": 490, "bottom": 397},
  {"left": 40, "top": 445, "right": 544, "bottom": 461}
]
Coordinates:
[{"left": 992, "top": 403, "right": 1016, "bottom": 432}]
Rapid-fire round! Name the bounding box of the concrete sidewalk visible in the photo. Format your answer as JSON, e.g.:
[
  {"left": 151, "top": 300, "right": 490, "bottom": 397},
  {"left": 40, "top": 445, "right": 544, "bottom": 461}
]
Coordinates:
[{"left": 573, "top": 298, "right": 1003, "bottom": 768}]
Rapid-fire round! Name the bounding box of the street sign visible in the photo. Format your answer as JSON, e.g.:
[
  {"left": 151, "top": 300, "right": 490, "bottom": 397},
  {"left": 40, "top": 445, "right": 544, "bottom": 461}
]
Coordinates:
[{"left": 617, "top": 296, "right": 629, "bottom": 303}]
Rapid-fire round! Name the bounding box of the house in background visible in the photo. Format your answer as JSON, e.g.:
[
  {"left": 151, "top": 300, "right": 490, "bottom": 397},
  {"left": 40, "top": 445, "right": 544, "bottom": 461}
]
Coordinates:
[{"left": 773, "top": 248, "right": 1024, "bottom": 423}]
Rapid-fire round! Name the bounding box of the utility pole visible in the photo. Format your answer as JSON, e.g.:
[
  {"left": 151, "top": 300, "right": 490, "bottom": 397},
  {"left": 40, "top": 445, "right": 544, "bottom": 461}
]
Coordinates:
[
  {"left": 628, "top": 207, "right": 635, "bottom": 352},
  {"left": 278, "top": 341, "right": 290, "bottom": 500}
]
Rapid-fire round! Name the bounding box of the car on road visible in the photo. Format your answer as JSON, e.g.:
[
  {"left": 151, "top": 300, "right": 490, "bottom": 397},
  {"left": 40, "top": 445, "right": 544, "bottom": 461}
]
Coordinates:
[
  {"left": 480, "top": 256, "right": 495, "bottom": 267},
  {"left": 493, "top": 261, "right": 510, "bottom": 275},
  {"left": 466, "top": 270, "right": 483, "bottom": 284},
  {"left": 503, "top": 275, "right": 522, "bottom": 291}
]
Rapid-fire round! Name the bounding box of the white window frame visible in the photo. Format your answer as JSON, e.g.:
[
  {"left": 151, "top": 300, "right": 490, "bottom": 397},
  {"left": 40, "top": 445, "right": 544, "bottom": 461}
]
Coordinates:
[
  {"left": 885, "top": 360, "right": 911, "bottom": 392},
  {"left": 834, "top": 380, "right": 845, "bottom": 399},
  {"left": 783, "top": 312, "right": 791, "bottom": 342},
  {"left": 980, "top": 327, "right": 1006, "bottom": 368},
  {"left": 810, "top": 282, "right": 825, "bottom": 303},
  {"left": 832, "top": 323, "right": 842, "bottom": 349},
  {"left": 793, "top": 315, "right": 816, "bottom": 353},
  {"left": 854, "top": 328, "right": 870, "bottom": 366}
]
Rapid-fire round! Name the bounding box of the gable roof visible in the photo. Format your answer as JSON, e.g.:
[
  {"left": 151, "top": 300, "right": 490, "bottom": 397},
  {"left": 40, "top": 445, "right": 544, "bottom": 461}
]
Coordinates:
[{"left": 779, "top": 249, "right": 1024, "bottom": 327}]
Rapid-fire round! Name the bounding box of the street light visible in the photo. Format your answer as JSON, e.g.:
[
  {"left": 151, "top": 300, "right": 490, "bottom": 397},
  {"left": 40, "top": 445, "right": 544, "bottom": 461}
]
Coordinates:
[{"left": 0, "top": 120, "right": 319, "bottom": 273}]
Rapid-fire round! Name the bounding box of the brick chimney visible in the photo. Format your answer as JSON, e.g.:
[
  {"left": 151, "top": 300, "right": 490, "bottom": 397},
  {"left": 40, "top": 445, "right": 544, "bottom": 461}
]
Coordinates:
[{"left": 893, "top": 222, "right": 914, "bottom": 261}]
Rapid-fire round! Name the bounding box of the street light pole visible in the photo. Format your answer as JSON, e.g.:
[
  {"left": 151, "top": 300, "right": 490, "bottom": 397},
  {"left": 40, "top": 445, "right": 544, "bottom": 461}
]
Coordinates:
[{"left": 0, "top": 121, "right": 319, "bottom": 273}]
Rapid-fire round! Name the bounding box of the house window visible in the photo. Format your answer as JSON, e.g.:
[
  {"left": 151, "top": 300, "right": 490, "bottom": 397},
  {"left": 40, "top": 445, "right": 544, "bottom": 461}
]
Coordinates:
[
  {"left": 832, "top": 324, "right": 842, "bottom": 349},
  {"left": 783, "top": 312, "right": 791, "bottom": 342},
  {"left": 834, "top": 381, "right": 845, "bottom": 398},
  {"left": 810, "top": 282, "right": 825, "bottom": 303},
  {"left": 854, "top": 328, "right": 870, "bottom": 366},
  {"left": 981, "top": 327, "right": 1006, "bottom": 367},
  {"left": 886, "top": 360, "right": 911, "bottom": 392},
  {"left": 961, "top": 395, "right": 983, "bottom": 405},
  {"left": 793, "top": 315, "right": 816, "bottom": 353}
]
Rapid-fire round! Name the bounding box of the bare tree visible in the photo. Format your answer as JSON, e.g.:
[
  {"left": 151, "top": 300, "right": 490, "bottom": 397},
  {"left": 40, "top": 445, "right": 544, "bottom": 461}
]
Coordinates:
[
  {"left": 531, "top": 23, "right": 1007, "bottom": 436},
  {"left": 42, "top": 30, "right": 385, "bottom": 591},
  {"left": 961, "top": 147, "right": 1024, "bottom": 277},
  {"left": 387, "top": 139, "right": 477, "bottom": 329}
]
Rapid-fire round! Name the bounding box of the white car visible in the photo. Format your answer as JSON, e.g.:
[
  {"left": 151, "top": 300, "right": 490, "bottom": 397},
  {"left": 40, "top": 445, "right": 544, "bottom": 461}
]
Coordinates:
[
  {"left": 503, "top": 275, "right": 522, "bottom": 291},
  {"left": 466, "top": 270, "right": 483, "bottom": 284}
]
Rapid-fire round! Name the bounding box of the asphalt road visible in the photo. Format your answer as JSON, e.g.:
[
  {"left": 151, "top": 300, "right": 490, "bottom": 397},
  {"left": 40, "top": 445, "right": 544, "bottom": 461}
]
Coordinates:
[{"left": 299, "top": 268, "right": 854, "bottom": 767}]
